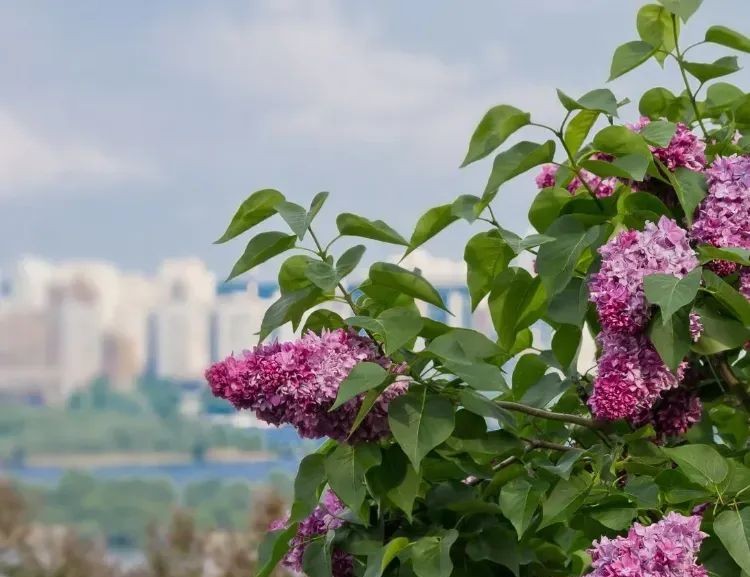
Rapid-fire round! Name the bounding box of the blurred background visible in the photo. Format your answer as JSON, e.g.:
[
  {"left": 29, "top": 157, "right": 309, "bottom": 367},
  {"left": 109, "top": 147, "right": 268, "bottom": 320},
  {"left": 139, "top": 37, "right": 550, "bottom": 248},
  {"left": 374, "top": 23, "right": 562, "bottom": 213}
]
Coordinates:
[{"left": 1, "top": 0, "right": 750, "bottom": 575}]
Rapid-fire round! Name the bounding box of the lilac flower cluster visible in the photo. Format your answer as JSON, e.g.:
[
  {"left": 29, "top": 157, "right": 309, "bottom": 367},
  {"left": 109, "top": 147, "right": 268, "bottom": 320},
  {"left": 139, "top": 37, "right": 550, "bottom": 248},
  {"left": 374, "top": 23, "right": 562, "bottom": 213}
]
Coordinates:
[
  {"left": 589, "top": 217, "right": 699, "bottom": 334},
  {"left": 271, "top": 490, "right": 353, "bottom": 577},
  {"left": 692, "top": 155, "right": 750, "bottom": 276},
  {"left": 689, "top": 312, "right": 704, "bottom": 343},
  {"left": 205, "top": 329, "right": 406, "bottom": 443},
  {"left": 631, "top": 386, "right": 703, "bottom": 439},
  {"left": 630, "top": 117, "right": 706, "bottom": 172},
  {"left": 588, "top": 512, "right": 707, "bottom": 577},
  {"left": 535, "top": 159, "right": 618, "bottom": 199},
  {"left": 588, "top": 332, "right": 686, "bottom": 421},
  {"left": 588, "top": 217, "right": 699, "bottom": 422}
]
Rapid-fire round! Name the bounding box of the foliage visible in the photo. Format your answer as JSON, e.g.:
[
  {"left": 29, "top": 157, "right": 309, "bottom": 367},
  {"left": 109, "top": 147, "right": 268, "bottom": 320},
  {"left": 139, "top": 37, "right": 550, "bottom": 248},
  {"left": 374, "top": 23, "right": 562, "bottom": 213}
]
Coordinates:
[{"left": 213, "top": 2, "right": 750, "bottom": 576}]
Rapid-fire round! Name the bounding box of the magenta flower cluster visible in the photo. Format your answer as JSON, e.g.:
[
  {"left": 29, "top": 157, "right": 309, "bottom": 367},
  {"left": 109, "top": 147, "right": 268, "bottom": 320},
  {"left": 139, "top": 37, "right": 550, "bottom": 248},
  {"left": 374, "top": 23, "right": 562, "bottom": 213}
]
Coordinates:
[
  {"left": 588, "top": 512, "right": 707, "bottom": 577},
  {"left": 271, "top": 490, "right": 353, "bottom": 577},
  {"left": 631, "top": 386, "right": 703, "bottom": 439},
  {"left": 205, "top": 329, "right": 406, "bottom": 443},
  {"left": 589, "top": 216, "right": 699, "bottom": 334},
  {"left": 692, "top": 155, "right": 750, "bottom": 276},
  {"left": 630, "top": 117, "right": 706, "bottom": 172},
  {"left": 535, "top": 159, "right": 618, "bottom": 198},
  {"left": 588, "top": 217, "right": 699, "bottom": 421},
  {"left": 588, "top": 332, "right": 685, "bottom": 421}
]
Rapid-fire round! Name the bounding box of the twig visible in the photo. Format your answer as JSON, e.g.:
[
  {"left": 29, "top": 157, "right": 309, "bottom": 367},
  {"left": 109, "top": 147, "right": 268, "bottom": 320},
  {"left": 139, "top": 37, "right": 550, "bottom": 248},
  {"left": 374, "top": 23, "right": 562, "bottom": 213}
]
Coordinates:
[{"left": 496, "top": 400, "right": 601, "bottom": 429}]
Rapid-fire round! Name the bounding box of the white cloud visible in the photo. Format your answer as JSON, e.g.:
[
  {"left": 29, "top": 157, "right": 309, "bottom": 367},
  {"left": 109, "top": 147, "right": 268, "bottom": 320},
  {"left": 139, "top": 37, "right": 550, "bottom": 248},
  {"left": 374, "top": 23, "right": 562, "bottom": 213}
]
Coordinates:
[
  {"left": 158, "top": 0, "right": 559, "bottom": 166},
  {"left": 0, "top": 108, "right": 150, "bottom": 197}
]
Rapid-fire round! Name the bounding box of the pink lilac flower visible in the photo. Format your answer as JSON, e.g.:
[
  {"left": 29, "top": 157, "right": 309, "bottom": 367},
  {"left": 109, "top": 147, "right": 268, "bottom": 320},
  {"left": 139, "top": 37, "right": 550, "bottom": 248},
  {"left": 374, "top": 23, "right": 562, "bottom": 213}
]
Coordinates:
[
  {"left": 631, "top": 386, "right": 703, "bottom": 438},
  {"left": 589, "top": 216, "right": 699, "bottom": 334},
  {"left": 692, "top": 155, "right": 750, "bottom": 275},
  {"left": 689, "top": 312, "right": 703, "bottom": 343},
  {"left": 589, "top": 332, "right": 685, "bottom": 421},
  {"left": 741, "top": 268, "right": 750, "bottom": 300},
  {"left": 630, "top": 116, "right": 706, "bottom": 172},
  {"left": 535, "top": 157, "right": 619, "bottom": 199},
  {"left": 272, "top": 490, "right": 353, "bottom": 577},
  {"left": 206, "top": 329, "right": 407, "bottom": 443},
  {"left": 588, "top": 512, "right": 708, "bottom": 577}
]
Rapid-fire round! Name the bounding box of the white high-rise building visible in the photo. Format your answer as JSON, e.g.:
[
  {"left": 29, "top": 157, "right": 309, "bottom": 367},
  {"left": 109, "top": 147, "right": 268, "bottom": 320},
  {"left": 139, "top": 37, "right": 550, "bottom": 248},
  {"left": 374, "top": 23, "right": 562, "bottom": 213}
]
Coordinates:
[
  {"left": 214, "top": 283, "right": 267, "bottom": 359},
  {"left": 153, "top": 259, "right": 215, "bottom": 381}
]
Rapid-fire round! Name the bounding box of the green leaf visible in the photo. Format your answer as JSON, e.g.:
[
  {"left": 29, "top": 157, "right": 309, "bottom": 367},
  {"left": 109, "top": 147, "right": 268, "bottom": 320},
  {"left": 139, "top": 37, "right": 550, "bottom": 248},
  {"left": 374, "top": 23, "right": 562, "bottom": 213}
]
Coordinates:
[
  {"left": 637, "top": 4, "right": 677, "bottom": 61},
  {"left": 305, "top": 260, "right": 338, "bottom": 291},
  {"left": 564, "top": 110, "right": 599, "bottom": 154},
  {"left": 411, "top": 530, "right": 458, "bottom": 577},
  {"left": 639, "top": 87, "right": 677, "bottom": 118},
  {"left": 278, "top": 255, "right": 318, "bottom": 293},
  {"left": 290, "top": 454, "right": 327, "bottom": 522},
  {"left": 500, "top": 478, "right": 548, "bottom": 539},
  {"left": 489, "top": 267, "right": 547, "bottom": 350},
  {"left": 350, "top": 389, "right": 383, "bottom": 437},
  {"left": 643, "top": 267, "right": 701, "bottom": 323},
  {"left": 227, "top": 231, "right": 297, "bottom": 281},
  {"left": 706, "top": 25, "right": 750, "bottom": 53},
  {"left": 482, "top": 140, "right": 556, "bottom": 201},
  {"left": 540, "top": 474, "right": 591, "bottom": 529},
  {"left": 609, "top": 41, "right": 656, "bottom": 81},
  {"left": 302, "top": 309, "right": 345, "bottom": 334},
  {"left": 672, "top": 167, "right": 707, "bottom": 225},
  {"left": 308, "top": 191, "right": 329, "bottom": 223},
  {"left": 684, "top": 56, "right": 740, "bottom": 83},
  {"left": 540, "top": 449, "right": 586, "bottom": 480},
  {"left": 325, "top": 444, "right": 381, "bottom": 512},
  {"left": 639, "top": 120, "right": 677, "bottom": 147},
  {"left": 215, "top": 188, "right": 285, "bottom": 243},
  {"left": 337, "top": 213, "right": 409, "bottom": 246},
  {"left": 648, "top": 308, "right": 691, "bottom": 371},
  {"left": 714, "top": 509, "right": 750, "bottom": 575},
  {"left": 657, "top": 0, "right": 703, "bottom": 22},
  {"left": 692, "top": 305, "right": 750, "bottom": 354},
  {"left": 256, "top": 523, "right": 298, "bottom": 577},
  {"left": 378, "top": 307, "right": 424, "bottom": 355},
  {"left": 259, "top": 285, "right": 324, "bottom": 341},
  {"left": 369, "top": 262, "right": 448, "bottom": 311},
  {"left": 552, "top": 324, "right": 581, "bottom": 370},
  {"left": 406, "top": 204, "right": 458, "bottom": 255},
  {"left": 364, "top": 538, "right": 411, "bottom": 577},
  {"left": 331, "top": 362, "right": 389, "bottom": 411},
  {"left": 580, "top": 155, "right": 650, "bottom": 181},
  {"left": 335, "top": 245, "right": 366, "bottom": 281},
  {"left": 593, "top": 125, "right": 651, "bottom": 157},
  {"left": 427, "top": 328, "right": 502, "bottom": 361},
  {"left": 590, "top": 507, "right": 638, "bottom": 531},
  {"left": 302, "top": 540, "right": 332, "bottom": 577},
  {"left": 494, "top": 226, "right": 555, "bottom": 254},
  {"left": 529, "top": 187, "right": 572, "bottom": 233},
  {"left": 662, "top": 444, "right": 729, "bottom": 486},
  {"left": 702, "top": 270, "right": 750, "bottom": 325},
  {"left": 461, "top": 105, "right": 531, "bottom": 166},
  {"left": 451, "top": 194, "right": 482, "bottom": 223},
  {"left": 706, "top": 82, "right": 745, "bottom": 110},
  {"left": 697, "top": 245, "right": 750, "bottom": 266},
  {"left": 558, "top": 88, "right": 619, "bottom": 116},
  {"left": 389, "top": 386, "right": 455, "bottom": 469},
  {"left": 459, "top": 389, "right": 513, "bottom": 424},
  {"left": 536, "top": 217, "right": 603, "bottom": 297},
  {"left": 547, "top": 278, "right": 589, "bottom": 327},
  {"left": 276, "top": 201, "right": 309, "bottom": 239},
  {"left": 464, "top": 230, "right": 515, "bottom": 309},
  {"left": 387, "top": 464, "right": 421, "bottom": 521},
  {"left": 466, "top": 527, "right": 521, "bottom": 576}
]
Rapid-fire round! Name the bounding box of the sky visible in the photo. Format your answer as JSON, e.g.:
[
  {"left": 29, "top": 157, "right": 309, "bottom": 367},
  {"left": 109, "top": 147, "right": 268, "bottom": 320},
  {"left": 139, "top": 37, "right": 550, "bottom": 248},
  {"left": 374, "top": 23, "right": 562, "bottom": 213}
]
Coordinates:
[{"left": 2, "top": 0, "right": 750, "bottom": 279}]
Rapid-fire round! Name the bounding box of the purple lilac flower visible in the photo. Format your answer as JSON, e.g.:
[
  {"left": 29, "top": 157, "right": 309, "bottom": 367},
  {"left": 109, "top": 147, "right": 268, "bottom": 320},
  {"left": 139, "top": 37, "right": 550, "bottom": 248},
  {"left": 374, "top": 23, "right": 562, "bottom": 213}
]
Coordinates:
[
  {"left": 630, "top": 116, "right": 706, "bottom": 172},
  {"left": 589, "top": 332, "right": 685, "bottom": 421},
  {"left": 534, "top": 157, "right": 619, "bottom": 199},
  {"left": 631, "top": 386, "right": 703, "bottom": 438},
  {"left": 589, "top": 216, "right": 699, "bottom": 334},
  {"left": 692, "top": 155, "right": 750, "bottom": 275},
  {"left": 588, "top": 512, "right": 708, "bottom": 577},
  {"left": 742, "top": 268, "right": 750, "bottom": 300},
  {"left": 272, "top": 490, "right": 353, "bottom": 577},
  {"left": 206, "top": 329, "right": 407, "bottom": 443}
]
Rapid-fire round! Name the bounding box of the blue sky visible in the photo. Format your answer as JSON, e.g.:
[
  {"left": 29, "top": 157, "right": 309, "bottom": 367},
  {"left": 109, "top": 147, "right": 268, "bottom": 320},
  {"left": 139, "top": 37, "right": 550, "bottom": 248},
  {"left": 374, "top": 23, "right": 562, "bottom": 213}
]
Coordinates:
[{"left": 2, "top": 0, "right": 750, "bottom": 278}]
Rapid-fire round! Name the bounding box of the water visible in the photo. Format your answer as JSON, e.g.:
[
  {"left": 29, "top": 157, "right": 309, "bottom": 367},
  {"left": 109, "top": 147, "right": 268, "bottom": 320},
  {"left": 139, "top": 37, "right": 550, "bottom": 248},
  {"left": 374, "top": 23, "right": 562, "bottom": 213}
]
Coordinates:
[{"left": 1, "top": 458, "right": 300, "bottom": 486}]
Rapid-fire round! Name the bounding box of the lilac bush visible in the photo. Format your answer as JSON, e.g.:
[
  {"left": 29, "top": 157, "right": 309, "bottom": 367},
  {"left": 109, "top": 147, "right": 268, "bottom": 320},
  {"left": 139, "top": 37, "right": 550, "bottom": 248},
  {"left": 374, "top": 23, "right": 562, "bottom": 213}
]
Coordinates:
[{"left": 207, "top": 2, "right": 750, "bottom": 576}]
